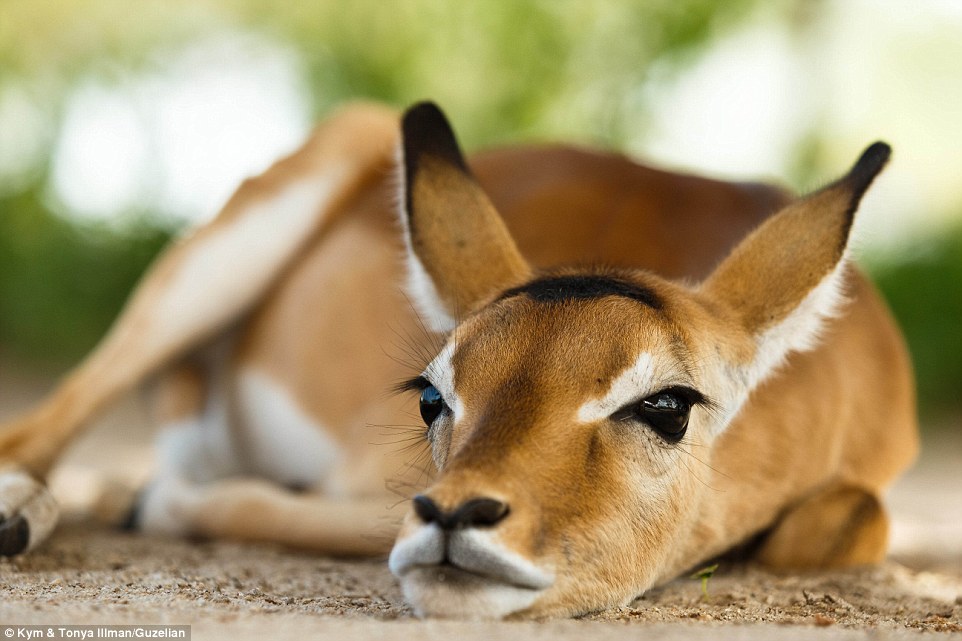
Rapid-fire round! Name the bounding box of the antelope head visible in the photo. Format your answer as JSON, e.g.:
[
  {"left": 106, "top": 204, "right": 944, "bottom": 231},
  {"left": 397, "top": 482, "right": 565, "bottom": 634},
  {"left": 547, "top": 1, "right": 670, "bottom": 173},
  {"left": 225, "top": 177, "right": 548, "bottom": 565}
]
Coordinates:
[{"left": 388, "top": 102, "right": 890, "bottom": 618}]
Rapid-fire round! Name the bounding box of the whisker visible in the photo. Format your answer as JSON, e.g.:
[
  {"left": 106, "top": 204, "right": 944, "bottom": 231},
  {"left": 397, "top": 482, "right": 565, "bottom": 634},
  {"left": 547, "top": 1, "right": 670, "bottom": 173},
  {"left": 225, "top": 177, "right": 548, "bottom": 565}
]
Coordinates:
[
  {"left": 368, "top": 425, "right": 426, "bottom": 432},
  {"left": 682, "top": 436, "right": 731, "bottom": 482},
  {"left": 370, "top": 435, "right": 427, "bottom": 447},
  {"left": 667, "top": 439, "right": 725, "bottom": 493},
  {"left": 392, "top": 444, "right": 435, "bottom": 489}
]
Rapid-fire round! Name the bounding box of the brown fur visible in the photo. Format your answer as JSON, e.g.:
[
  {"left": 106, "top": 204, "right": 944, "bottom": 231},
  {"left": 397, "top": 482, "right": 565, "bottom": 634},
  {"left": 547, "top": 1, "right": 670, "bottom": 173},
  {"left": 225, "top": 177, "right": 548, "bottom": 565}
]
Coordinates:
[
  {"left": 0, "top": 103, "right": 917, "bottom": 620},
  {"left": 390, "top": 105, "right": 915, "bottom": 617}
]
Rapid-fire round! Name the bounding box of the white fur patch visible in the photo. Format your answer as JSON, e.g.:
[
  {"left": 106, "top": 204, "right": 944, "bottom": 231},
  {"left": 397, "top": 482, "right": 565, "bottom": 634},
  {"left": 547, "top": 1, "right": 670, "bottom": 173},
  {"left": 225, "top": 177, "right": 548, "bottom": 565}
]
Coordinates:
[
  {"left": 405, "top": 253, "right": 457, "bottom": 334},
  {"left": 154, "top": 416, "right": 241, "bottom": 485},
  {"left": 423, "top": 341, "right": 465, "bottom": 423},
  {"left": 577, "top": 352, "right": 657, "bottom": 423},
  {"left": 235, "top": 369, "right": 341, "bottom": 489},
  {"left": 711, "top": 260, "right": 851, "bottom": 432},
  {"left": 394, "top": 144, "right": 456, "bottom": 334},
  {"left": 401, "top": 567, "right": 545, "bottom": 620},
  {"left": 388, "top": 522, "right": 446, "bottom": 573},
  {"left": 451, "top": 528, "right": 554, "bottom": 589},
  {"left": 148, "top": 173, "right": 346, "bottom": 353},
  {"left": 748, "top": 260, "right": 849, "bottom": 391},
  {"left": 0, "top": 470, "right": 59, "bottom": 552},
  {"left": 390, "top": 520, "right": 553, "bottom": 619},
  {"left": 136, "top": 475, "right": 201, "bottom": 538},
  {"left": 576, "top": 350, "right": 692, "bottom": 426},
  {"left": 152, "top": 344, "right": 242, "bottom": 484},
  {"left": 389, "top": 524, "right": 553, "bottom": 590}
]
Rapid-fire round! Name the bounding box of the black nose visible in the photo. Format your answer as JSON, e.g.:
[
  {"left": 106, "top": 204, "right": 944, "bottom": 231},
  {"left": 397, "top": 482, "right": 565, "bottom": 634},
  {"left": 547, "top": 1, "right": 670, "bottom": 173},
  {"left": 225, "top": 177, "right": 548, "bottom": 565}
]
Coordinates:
[{"left": 412, "top": 495, "right": 509, "bottom": 530}]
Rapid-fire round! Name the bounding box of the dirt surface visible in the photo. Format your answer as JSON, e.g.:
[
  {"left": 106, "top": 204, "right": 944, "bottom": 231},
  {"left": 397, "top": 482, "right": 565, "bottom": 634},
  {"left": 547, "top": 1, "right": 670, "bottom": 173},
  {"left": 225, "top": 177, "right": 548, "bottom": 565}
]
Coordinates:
[
  {"left": 1, "top": 369, "right": 961, "bottom": 640},
  {"left": 1, "top": 518, "right": 961, "bottom": 639}
]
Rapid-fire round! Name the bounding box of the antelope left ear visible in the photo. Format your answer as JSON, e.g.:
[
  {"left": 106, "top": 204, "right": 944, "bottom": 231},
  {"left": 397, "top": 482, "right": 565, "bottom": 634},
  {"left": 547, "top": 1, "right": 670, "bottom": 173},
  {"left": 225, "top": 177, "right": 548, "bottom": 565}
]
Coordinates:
[
  {"left": 398, "top": 102, "right": 530, "bottom": 332},
  {"left": 701, "top": 142, "right": 891, "bottom": 389}
]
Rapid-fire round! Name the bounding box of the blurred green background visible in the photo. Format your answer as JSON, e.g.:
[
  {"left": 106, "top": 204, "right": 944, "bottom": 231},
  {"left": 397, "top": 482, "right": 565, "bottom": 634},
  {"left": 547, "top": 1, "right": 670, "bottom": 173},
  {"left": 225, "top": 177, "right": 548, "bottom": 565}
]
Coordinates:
[{"left": 0, "top": 0, "right": 960, "bottom": 421}]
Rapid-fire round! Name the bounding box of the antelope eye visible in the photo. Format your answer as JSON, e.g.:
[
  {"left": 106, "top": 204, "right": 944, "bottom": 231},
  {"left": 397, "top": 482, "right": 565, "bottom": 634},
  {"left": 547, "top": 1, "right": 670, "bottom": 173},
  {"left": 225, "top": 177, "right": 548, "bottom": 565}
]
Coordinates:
[
  {"left": 638, "top": 391, "right": 690, "bottom": 440},
  {"left": 419, "top": 385, "right": 446, "bottom": 426},
  {"left": 635, "top": 388, "right": 693, "bottom": 442}
]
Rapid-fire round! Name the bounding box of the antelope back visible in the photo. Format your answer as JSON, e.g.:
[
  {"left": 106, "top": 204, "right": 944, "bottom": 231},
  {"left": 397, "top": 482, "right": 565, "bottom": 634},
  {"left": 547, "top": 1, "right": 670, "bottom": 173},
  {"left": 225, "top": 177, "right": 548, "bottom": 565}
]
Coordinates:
[{"left": 388, "top": 102, "right": 893, "bottom": 619}]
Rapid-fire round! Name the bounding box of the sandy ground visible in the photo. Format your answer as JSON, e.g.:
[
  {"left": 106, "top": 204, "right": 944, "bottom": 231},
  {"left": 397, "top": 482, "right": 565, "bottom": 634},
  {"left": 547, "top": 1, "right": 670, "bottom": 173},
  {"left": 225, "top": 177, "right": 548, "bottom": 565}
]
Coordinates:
[{"left": 1, "top": 368, "right": 960, "bottom": 640}]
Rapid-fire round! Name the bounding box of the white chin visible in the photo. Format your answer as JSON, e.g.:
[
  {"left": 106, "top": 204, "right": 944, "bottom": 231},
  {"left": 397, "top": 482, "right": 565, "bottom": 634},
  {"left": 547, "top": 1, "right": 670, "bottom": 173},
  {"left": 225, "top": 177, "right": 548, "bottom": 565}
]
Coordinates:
[{"left": 400, "top": 566, "right": 545, "bottom": 620}]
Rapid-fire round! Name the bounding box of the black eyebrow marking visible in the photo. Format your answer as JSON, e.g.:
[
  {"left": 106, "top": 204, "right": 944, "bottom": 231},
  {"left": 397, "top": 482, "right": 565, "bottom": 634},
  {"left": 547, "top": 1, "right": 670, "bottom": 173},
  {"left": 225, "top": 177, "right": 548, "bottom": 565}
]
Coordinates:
[{"left": 497, "top": 274, "right": 662, "bottom": 309}]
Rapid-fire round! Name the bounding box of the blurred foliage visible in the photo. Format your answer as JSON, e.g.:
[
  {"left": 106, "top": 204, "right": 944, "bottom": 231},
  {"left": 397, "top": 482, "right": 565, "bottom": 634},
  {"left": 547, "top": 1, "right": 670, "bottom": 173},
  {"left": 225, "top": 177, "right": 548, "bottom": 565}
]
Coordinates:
[
  {"left": 0, "top": 0, "right": 762, "bottom": 368},
  {"left": 0, "top": 0, "right": 761, "bottom": 147},
  {"left": 867, "top": 222, "right": 962, "bottom": 420},
  {"left": 0, "top": 0, "right": 959, "bottom": 422},
  {"left": 0, "top": 184, "right": 171, "bottom": 364}
]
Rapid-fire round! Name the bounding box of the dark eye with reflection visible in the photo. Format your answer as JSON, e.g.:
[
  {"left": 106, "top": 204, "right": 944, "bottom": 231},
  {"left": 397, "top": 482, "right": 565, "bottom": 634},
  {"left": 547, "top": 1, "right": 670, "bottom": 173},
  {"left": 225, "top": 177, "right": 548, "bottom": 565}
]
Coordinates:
[
  {"left": 419, "top": 384, "right": 446, "bottom": 426},
  {"left": 616, "top": 386, "right": 703, "bottom": 442}
]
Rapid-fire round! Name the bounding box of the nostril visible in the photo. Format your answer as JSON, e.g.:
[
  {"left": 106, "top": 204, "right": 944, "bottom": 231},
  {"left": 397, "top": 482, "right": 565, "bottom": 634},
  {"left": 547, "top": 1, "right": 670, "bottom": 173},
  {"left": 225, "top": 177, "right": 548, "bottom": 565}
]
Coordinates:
[
  {"left": 452, "top": 498, "right": 509, "bottom": 528},
  {"left": 412, "top": 494, "right": 442, "bottom": 525},
  {"left": 412, "top": 495, "right": 509, "bottom": 530}
]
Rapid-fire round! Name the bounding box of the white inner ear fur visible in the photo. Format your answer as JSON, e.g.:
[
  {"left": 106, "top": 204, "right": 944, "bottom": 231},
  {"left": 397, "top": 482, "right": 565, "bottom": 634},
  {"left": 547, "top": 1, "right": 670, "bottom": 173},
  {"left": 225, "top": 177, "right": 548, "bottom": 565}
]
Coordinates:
[
  {"left": 394, "top": 144, "right": 457, "bottom": 334},
  {"left": 710, "top": 257, "right": 851, "bottom": 433},
  {"left": 748, "top": 257, "right": 850, "bottom": 390},
  {"left": 405, "top": 252, "right": 457, "bottom": 334}
]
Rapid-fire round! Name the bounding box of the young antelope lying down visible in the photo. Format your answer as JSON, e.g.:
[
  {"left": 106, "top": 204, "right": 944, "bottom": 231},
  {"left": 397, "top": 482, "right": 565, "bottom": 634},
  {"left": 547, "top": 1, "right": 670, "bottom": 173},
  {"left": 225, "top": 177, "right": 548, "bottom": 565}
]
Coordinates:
[{"left": 0, "top": 102, "right": 917, "bottom": 619}]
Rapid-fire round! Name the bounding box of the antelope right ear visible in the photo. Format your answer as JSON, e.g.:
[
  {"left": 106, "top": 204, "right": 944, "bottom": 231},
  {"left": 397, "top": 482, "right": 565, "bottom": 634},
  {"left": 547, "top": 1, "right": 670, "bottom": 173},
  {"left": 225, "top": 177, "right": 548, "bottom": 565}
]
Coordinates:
[
  {"left": 398, "top": 102, "right": 530, "bottom": 332},
  {"left": 701, "top": 142, "right": 891, "bottom": 392}
]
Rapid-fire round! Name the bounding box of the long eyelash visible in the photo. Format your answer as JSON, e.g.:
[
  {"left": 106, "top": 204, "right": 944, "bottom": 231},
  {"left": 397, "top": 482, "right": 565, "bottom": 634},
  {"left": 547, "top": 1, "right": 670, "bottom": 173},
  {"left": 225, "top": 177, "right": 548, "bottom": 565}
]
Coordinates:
[
  {"left": 392, "top": 375, "right": 431, "bottom": 396},
  {"left": 380, "top": 292, "right": 448, "bottom": 399},
  {"left": 612, "top": 385, "right": 717, "bottom": 422},
  {"left": 662, "top": 385, "right": 714, "bottom": 410},
  {"left": 677, "top": 385, "right": 723, "bottom": 423}
]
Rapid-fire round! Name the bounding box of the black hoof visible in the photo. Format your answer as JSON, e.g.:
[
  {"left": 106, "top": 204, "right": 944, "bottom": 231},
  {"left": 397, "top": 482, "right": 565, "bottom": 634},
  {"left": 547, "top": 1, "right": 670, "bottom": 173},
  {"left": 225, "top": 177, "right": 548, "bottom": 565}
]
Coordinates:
[
  {"left": 119, "top": 488, "right": 145, "bottom": 531},
  {"left": 0, "top": 514, "right": 30, "bottom": 556}
]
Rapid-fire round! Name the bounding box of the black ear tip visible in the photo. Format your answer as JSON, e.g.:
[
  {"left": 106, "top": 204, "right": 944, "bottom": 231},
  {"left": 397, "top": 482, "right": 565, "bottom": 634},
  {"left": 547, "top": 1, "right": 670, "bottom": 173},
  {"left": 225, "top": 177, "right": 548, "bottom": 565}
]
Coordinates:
[
  {"left": 847, "top": 141, "right": 892, "bottom": 196},
  {"left": 858, "top": 141, "right": 892, "bottom": 171},
  {"left": 401, "top": 101, "right": 469, "bottom": 174},
  {"left": 402, "top": 101, "right": 447, "bottom": 133}
]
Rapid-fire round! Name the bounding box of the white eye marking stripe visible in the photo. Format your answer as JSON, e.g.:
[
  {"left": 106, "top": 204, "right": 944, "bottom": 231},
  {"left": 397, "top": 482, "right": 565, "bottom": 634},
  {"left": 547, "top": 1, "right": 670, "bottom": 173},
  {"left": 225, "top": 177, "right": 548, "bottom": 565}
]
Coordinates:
[
  {"left": 424, "top": 341, "right": 464, "bottom": 422},
  {"left": 577, "top": 352, "right": 657, "bottom": 424}
]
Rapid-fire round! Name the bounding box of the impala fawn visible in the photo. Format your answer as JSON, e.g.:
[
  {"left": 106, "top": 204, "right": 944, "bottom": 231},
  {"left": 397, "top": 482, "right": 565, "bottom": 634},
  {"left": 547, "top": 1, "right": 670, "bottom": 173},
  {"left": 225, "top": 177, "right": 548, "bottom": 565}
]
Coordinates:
[{"left": 0, "top": 102, "right": 916, "bottom": 619}]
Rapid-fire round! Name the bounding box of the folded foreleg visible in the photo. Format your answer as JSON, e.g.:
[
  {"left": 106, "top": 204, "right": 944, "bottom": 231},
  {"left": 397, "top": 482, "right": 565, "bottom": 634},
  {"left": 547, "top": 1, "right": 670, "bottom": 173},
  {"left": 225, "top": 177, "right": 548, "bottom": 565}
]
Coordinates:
[{"left": 0, "top": 103, "right": 399, "bottom": 555}]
